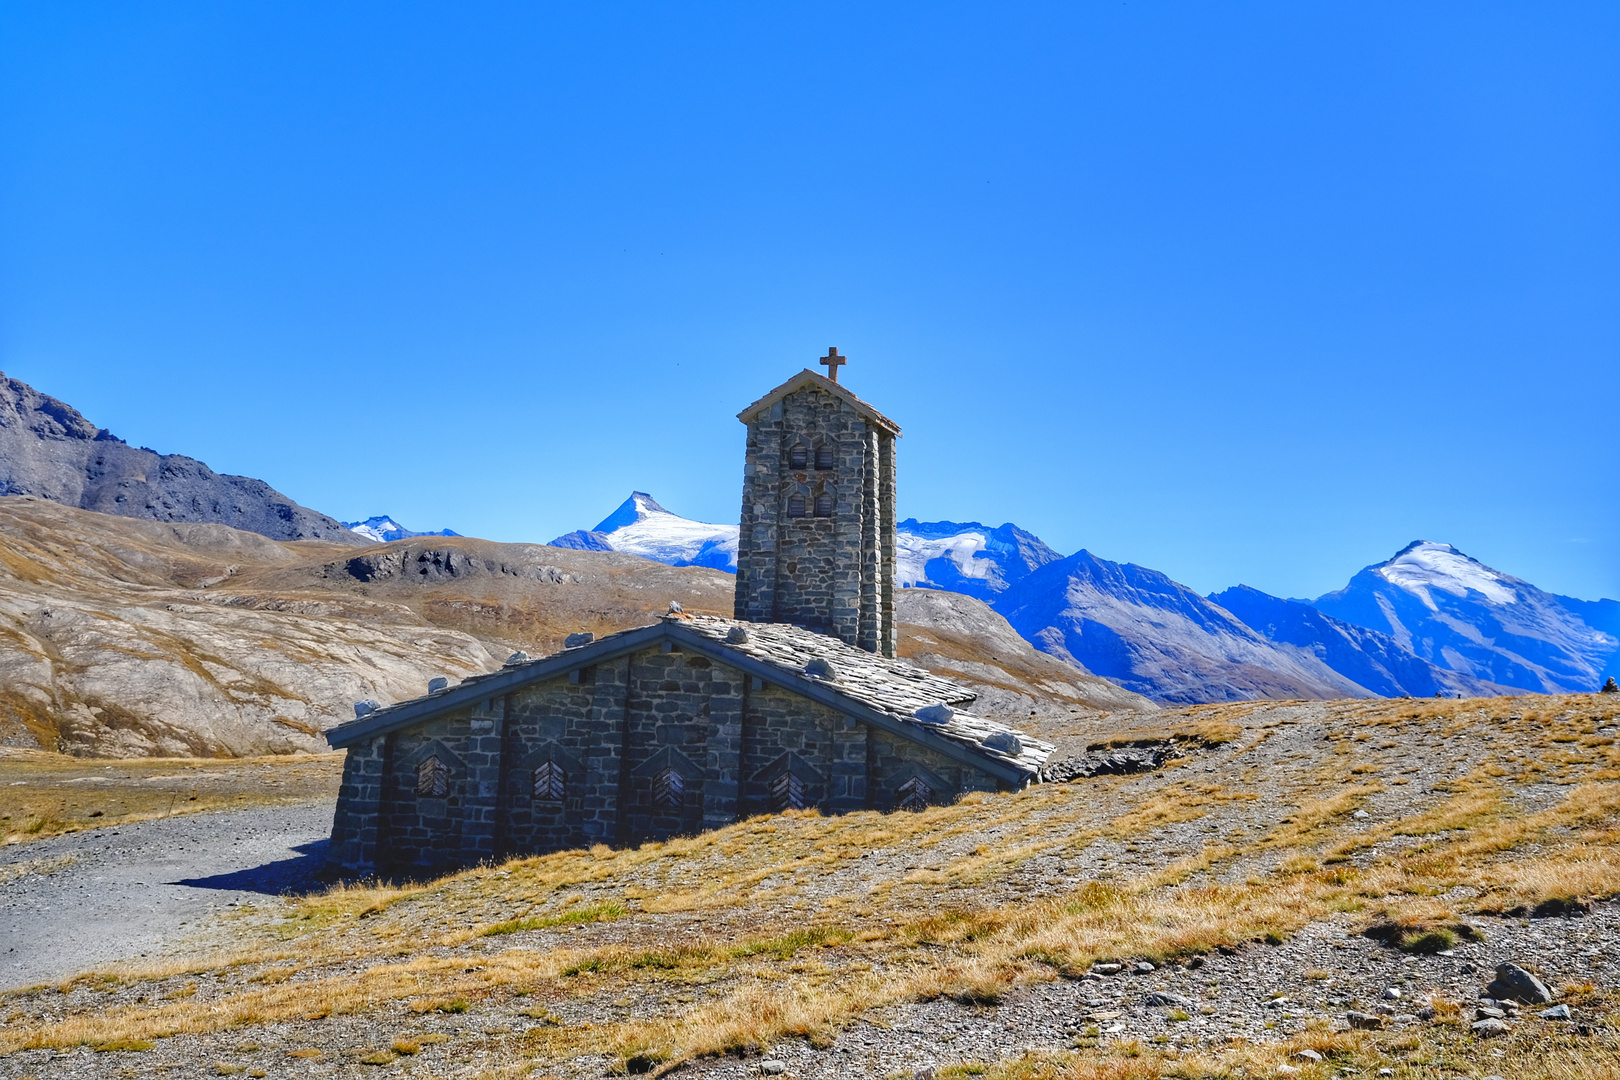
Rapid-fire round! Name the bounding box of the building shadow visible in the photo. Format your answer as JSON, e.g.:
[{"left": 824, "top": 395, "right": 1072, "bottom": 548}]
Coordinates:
[{"left": 171, "top": 839, "right": 332, "bottom": 896}]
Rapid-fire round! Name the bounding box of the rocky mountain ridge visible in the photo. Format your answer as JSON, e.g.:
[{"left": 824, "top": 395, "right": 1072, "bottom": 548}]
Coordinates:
[
  {"left": 556, "top": 495, "right": 1619, "bottom": 704},
  {"left": 0, "top": 372, "right": 361, "bottom": 545}
]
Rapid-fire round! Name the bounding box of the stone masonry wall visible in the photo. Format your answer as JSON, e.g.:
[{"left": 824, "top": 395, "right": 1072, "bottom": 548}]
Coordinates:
[
  {"left": 328, "top": 644, "right": 1002, "bottom": 875},
  {"left": 735, "top": 380, "right": 897, "bottom": 656}
]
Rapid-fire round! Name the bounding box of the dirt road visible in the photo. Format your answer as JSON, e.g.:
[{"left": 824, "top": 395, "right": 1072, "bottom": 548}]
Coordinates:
[{"left": 0, "top": 801, "right": 334, "bottom": 989}]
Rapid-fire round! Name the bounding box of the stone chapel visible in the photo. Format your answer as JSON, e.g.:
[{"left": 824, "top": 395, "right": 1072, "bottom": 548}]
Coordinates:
[{"left": 324, "top": 353, "right": 1051, "bottom": 877}]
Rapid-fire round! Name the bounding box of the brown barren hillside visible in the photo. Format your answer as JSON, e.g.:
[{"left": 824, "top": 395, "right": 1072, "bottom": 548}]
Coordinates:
[{"left": 0, "top": 497, "right": 1146, "bottom": 758}]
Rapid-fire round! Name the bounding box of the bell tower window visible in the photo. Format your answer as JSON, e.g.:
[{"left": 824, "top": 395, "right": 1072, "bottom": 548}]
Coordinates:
[
  {"left": 814, "top": 493, "right": 833, "bottom": 518},
  {"left": 788, "top": 445, "right": 808, "bottom": 470},
  {"left": 787, "top": 494, "right": 807, "bottom": 518},
  {"left": 814, "top": 445, "right": 834, "bottom": 470}
]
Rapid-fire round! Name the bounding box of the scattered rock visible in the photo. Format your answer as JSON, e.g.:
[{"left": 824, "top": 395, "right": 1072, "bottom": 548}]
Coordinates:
[
  {"left": 1476, "top": 1007, "right": 1506, "bottom": 1020},
  {"left": 1383, "top": 987, "right": 1401, "bottom": 999},
  {"left": 1091, "top": 963, "right": 1122, "bottom": 975},
  {"left": 1471, "top": 1018, "right": 1511, "bottom": 1037},
  {"left": 1292, "top": 1050, "right": 1324, "bottom": 1063},
  {"left": 1540, "top": 1004, "right": 1573, "bottom": 1020},
  {"left": 1485, "top": 962, "right": 1554, "bottom": 1004},
  {"left": 1352, "top": 809, "right": 1370, "bottom": 820},
  {"left": 1044, "top": 743, "right": 1182, "bottom": 781},
  {"left": 1143, "top": 992, "right": 1194, "bottom": 1008},
  {"left": 759, "top": 1061, "right": 788, "bottom": 1076},
  {"left": 1347, "top": 1011, "right": 1385, "bottom": 1030},
  {"left": 1133, "top": 961, "right": 1157, "bottom": 974}
]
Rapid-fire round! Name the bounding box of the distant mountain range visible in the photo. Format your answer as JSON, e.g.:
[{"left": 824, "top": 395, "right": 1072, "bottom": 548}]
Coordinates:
[
  {"left": 342, "top": 515, "right": 461, "bottom": 544},
  {"left": 4, "top": 370, "right": 1614, "bottom": 706},
  {"left": 0, "top": 371, "right": 362, "bottom": 545},
  {"left": 553, "top": 494, "right": 1619, "bottom": 704}
]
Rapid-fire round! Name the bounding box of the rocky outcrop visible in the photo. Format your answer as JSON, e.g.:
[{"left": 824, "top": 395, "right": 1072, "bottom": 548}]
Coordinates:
[{"left": 0, "top": 372, "right": 362, "bottom": 545}]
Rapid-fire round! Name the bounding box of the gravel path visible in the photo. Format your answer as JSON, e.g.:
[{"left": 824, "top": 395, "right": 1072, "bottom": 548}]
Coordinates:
[{"left": 0, "top": 801, "right": 333, "bottom": 989}]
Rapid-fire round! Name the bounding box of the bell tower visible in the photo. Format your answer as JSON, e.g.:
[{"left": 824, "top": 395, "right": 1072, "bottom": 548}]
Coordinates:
[{"left": 734, "top": 350, "right": 899, "bottom": 656}]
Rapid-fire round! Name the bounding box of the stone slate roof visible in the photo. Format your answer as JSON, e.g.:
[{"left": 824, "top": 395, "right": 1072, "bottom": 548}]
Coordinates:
[
  {"left": 736, "top": 369, "right": 902, "bottom": 436},
  {"left": 326, "top": 613, "right": 1053, "bottom": 783}
]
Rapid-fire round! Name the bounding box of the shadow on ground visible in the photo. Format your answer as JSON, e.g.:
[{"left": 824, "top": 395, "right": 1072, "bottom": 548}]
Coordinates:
[{"left": 173, "top": 839, "right": 330, "bottom": 896}]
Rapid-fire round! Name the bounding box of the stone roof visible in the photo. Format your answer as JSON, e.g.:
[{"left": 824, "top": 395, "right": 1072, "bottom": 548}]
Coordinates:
[
  {"left": 736, "top": 369, "right": 902, "bottom": 436},
  {"left": 674, "top": 615, "right": 1051, "bottom": 774},
  {"left": 327, "top": 613, "right": 1053, "bottom": 781}
]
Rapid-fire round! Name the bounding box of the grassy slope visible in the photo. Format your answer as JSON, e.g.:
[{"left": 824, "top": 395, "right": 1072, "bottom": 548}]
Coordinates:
[
  {"left": 2, "top": 693, "right": 1617, "bottom": 1077},
  {"left": 0, "top": 748, "right": 344, "bottom": 843}
]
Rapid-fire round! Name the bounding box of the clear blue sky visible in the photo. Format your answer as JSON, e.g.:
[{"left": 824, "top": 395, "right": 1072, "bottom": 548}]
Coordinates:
[{"left": 2, "top": 3, "right": 1615, "bottom": 601}]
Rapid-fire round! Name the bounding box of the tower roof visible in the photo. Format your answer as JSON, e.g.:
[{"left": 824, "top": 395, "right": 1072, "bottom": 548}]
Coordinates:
[{"left": 736, "top": 369, "right": 902, "bottom": 436}]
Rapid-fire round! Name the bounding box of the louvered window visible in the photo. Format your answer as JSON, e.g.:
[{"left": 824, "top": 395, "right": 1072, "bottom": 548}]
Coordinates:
[
  {"left": 788, "top": 445, "right": 808, "bottom": 469},
  {"left": 533, "top": 761, "right": 565, "bottom": 803},
  {"left": 652, "top": 767, "right": 684, "bottom": 810},
  {"left": 416, "top": 755, "right": 450, "bottom": 797},
  {"left": 787, "top": 494, "right": 807, "bottom": 518},
  {"left": 770, "top": 771, "right": 806, "bottom": 813},
  {"left": 815, "top": 445, "right": 834, "bottom": 470},
  {"left": 896, "top": 775, "right": 931, "bottom": 812},
  {"left": 813, "top": 493, "right": 833, "bottom": 517}
]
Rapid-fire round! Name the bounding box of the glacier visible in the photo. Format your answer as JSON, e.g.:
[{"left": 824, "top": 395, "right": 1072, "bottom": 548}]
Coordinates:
[
  {"left": 343, "top": 515, "right": 462, "bottom": 543},
  {"left": 549, "top": 492, "right": 739, "bottom": 572}
]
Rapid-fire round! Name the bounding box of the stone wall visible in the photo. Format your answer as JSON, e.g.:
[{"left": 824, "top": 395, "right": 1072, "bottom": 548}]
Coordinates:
[
  {"left": 328, "top": 641, "right": 1003, "bottom": 876},
  {"left": 735, "top": 380, "right": 898, "bottom": 656}
]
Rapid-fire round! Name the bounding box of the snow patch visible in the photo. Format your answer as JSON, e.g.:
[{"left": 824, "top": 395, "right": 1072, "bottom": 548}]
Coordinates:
[
  {"left": 1375, "top": 541, "right": 1517, "bottom": 608},
  {"left": 343, "top": 515, "right": 460, "bottom": 543},
  {"left": 897, "top": 530, "right": 991, "bottom": 588},
  {"left": 562, "top": 492, "right": 739, "bottom": 572}
]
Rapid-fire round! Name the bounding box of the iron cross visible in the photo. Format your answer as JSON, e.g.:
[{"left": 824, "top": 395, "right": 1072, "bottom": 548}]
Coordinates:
[{"left": 819, "top": 347, "right": 846, "bottom": 382}]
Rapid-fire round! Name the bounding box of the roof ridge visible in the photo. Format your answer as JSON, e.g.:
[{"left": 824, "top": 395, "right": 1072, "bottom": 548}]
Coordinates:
[{"left": 735, "top": 369, "right": 901, "bottom": 436}]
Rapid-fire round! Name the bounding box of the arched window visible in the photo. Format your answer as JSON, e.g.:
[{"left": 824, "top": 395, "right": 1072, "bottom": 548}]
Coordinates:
[
  {"left": 533, "top": 761, "right": 565, "bottom": 803},
  {"left": 813, "top": 493, "right": 833, "bottom": 518},
  {"left": 653, "top": 767, "right": 684, "bottom": 810},
  {"left": 770, "top": 771, "right": 806, "bottom": 812},
  {"left": 787, "top": 494, "right": 807, "bottom": 518},
  {"left": 814, "top": 445, "right": 835, "bottom": 470},
  {"left": 896, "top": 775, "right": 931, "bottom": 812},
  {"left": 416, "top": 755, "right": 450, "bottom": 797},
  {"left": 788, "top": 444, "right": 808, "bottom": 469}
]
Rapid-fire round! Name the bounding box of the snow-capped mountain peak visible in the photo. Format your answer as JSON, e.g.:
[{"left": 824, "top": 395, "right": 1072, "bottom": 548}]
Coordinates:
[
  {"left": 343, "top": 515, "right": 461, "bottom": 543},
  {"left": 549, "top": 492, "right": 739, "bottom": 571},
  {"left": 1374, "top": 540, "right": 1517, "bottom": 609}
]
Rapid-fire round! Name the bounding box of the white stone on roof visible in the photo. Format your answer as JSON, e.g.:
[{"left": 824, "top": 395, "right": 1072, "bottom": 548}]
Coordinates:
[
  {"left": 348, "top": 613, "right": 1054, "bottom": 776},
  {"left": 676, "top": 615, "right": 1053, "bottom": 774}
]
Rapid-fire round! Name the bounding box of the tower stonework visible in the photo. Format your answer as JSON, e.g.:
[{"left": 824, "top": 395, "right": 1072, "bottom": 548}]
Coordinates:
[{"left": 734, "top": 362, "right": 899, "bottom": 657}]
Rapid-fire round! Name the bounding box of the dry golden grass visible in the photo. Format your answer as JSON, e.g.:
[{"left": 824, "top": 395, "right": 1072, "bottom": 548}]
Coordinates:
[
  {"left": 0, "top": 747, "right": 342, "bottom": 843},
  {"left": 4, "top": 693, "right": 1619, "bottom": 1074}
]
